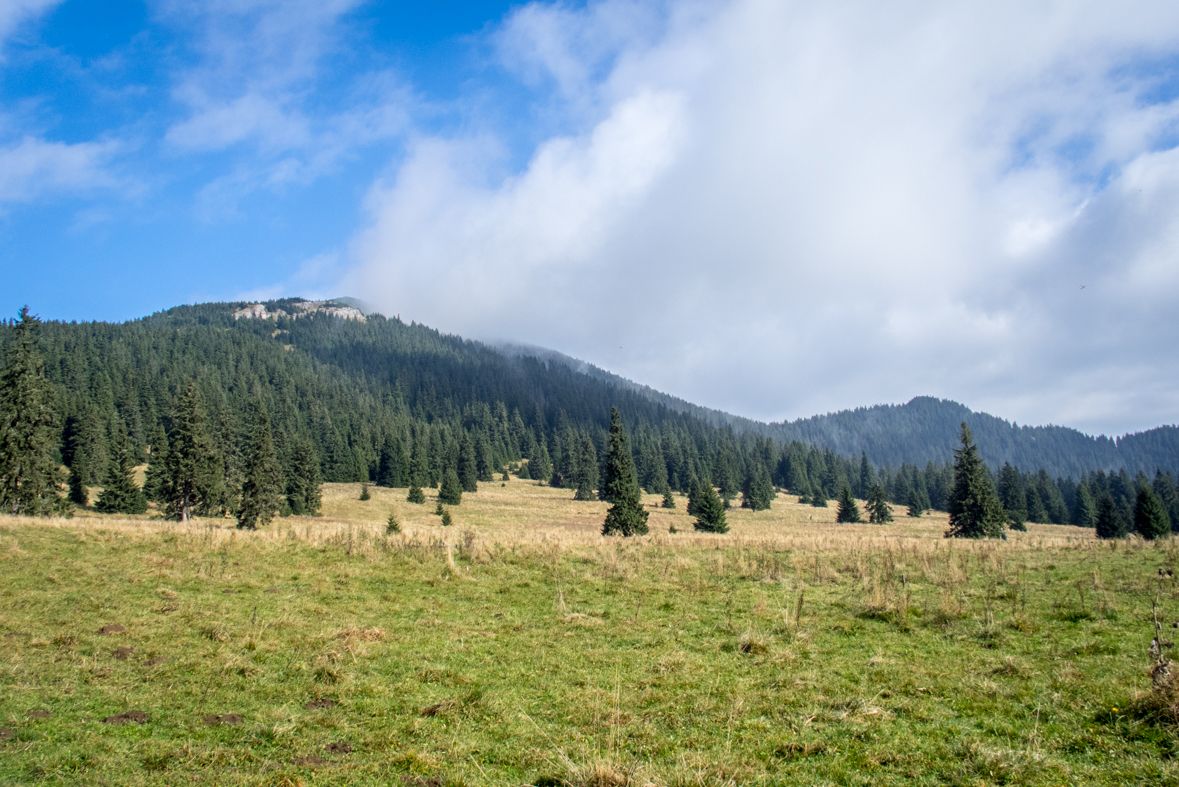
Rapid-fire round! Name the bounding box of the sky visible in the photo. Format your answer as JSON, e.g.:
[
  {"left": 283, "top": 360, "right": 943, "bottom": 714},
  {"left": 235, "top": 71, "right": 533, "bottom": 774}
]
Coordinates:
[{"left": 3, "top": 1, "right": 1179, "bottom": 438}]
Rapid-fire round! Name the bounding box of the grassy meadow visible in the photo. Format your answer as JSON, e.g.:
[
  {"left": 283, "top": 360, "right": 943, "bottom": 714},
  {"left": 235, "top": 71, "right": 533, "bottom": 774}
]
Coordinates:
[{"left": 1, "top": 478, "right": 1177, "bottom": 786}]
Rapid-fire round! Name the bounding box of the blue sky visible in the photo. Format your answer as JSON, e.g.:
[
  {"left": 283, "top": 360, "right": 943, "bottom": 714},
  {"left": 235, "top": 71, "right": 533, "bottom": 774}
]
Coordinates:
[{"left": 3, "top": 1, "right": 1179, "bottom": 436}]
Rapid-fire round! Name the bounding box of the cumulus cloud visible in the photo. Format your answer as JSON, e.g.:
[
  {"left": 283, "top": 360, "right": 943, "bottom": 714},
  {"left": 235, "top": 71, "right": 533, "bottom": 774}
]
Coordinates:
[
  {"left": 344, "top": 0, "right": 1179, "bottom": 435},
  {"left": 0, "top": 0, "right": 60, "bottom": 52}
]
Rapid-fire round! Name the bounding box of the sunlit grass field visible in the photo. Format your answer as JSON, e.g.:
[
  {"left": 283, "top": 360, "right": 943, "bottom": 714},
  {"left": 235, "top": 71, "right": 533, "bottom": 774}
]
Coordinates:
[{"left": 1, "top": 478, "right": 1176, "bottom": 786}]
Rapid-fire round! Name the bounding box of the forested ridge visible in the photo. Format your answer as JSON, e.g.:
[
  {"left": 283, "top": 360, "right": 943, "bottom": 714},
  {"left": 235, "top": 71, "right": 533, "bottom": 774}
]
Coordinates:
[{"left": 2, "top": 298, "right": 1178, "bottom": 533}]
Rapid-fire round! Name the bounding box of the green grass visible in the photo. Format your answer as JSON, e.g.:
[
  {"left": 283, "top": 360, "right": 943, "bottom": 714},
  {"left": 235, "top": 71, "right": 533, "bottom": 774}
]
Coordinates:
[{"left": 1, "top": 500, "right": 1178, "bottom": 786}]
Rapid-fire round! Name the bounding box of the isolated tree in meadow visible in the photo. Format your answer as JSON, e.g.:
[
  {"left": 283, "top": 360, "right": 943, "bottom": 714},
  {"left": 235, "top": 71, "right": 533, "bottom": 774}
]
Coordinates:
[
  {"left": 945, "top": 423, "right": 1005, "bottom": 539},
  {"left": 836, "top": 484, "right": 861, "bottom": 523},
  {"left": 95, "top": 420, "right": 147, "bottom": 515},
  {"left": 0, "top": 307, "right": 69, "bottom": 517},
  {"left": 286, "top": 436, "right": 322, "bottom": 516},
  {"left": 661, "top": 489, "right": 676, "bottom": 509},
  {"left": 237, "top": 407, "right": 284, "bottom": 530},
  {"left": 866, "top": 483, "right": 892, "bottom": 524},
  {"left": 406, "top": 484, "right": 425, "bottom": 504},
  {"left": 1134, "top": 483, "right": 1171, "bottom": 541},
  {"left": 439, "top": 467, "right": 463, "bottom": 506},
  {"left": 1094, "top": 492, "right": 1127, "bottom": 539},
  {"left": 601, "top": 407, "right": 649, "bottom": 537},
  {"left": 692, "top": 481, "right": 728, "bottom": 533},
  {"left": 164, "top": 382, "right": 222, "bottom": 521}
]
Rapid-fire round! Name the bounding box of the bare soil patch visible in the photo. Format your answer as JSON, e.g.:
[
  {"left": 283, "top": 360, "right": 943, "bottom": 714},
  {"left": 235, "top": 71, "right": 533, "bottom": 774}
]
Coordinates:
[
  {"left": 325, "top": 741, "right": 352, "bottom": 753},
  {"left": 102, "top": 711, "right": 148, "bottom": 725},
  {"left": 0, "top": 728, "right": 13, "bottom": 741},
  {"left": 98, "top": 624, "right": 127, "bottom": 635},
  {"left": 146, "top": 656, "right": 167, "bottom": 666},
  {"left": 203, "top": 713, "right": 243, "bottom": 726},
  {"left": 28, "top": 710, "right": 51, "bottom": 719},
  {"left": 113, "top": 647, "right": 135, "bottom": 660},
  {"left": 304, "top": 698, "right": 336, "bottom": 710}
]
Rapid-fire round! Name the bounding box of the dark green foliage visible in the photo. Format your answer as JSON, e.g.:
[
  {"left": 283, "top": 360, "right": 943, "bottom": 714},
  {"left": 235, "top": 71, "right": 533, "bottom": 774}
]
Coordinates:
[
  {"left": 458, "top": 433, "right": 478, "bottom": 493},
  {"left": 1073, "top": 480, "right": 1097, "bottom": 528},
  {"left": 741, "top": 460, "right": 774, "bottom": 511},
  {"left": 68, "top": 451, "right": 89, "bottom": 507},
  {"left": 142, "top": 425, "right": 169, "bottom": 504},
  {"left": 1154, "top": 471, "right": 1179, "bottom": 532},
  {"left": 359, "top": 482, "right": 371, "bottom": 501},
  {"left": 692, "top": 482, "right": 728, "bottom": 533},
  {"left": 286, "top": 436, "right": 322, "bottom": 515},
  {"left": 573, "top": 432, "right": 598, "bottom": 501},
  {"left": 376, "top": 433, "right": 407, "bottom": 488},
  {"left": 1095, "top": 492, "right": 1127, "bottom": 539},
  {"left": 530, "top": 443, "right": 553, "bottom": 484},
  {"left": 439, "top": 467, "right": 463, "bottom": 506},
  {"left": 237, "top": 407, "right": 284, "bottom": 530},
  {"left": 997, "top": 462, "right": 1027, "bottom": 529},
  {"left": 95, "top": 420, "right": 147, "bottom": 515},
  {"left": 440, "top": 507, "right": 453, "bottom": 527},
  {"left": 0, "top": 307, "right": 69, "bottom": 517},
  {"left": 661, "top": 489, "right": 676, "bottom": 509},
  {"left": 945, "top": 423, "right": 1006, "bottom": 539},
  {"left": 164, "top": 382, "right": 223, "bottom": 521},
  {"left": 385, "top": 512, "right": 401, "bottom": 534},
  {"left": 836, "top": 484, "right": 861, "bottom": 523},
  {"left": 407, "top": 484, "right": 425, "bottom": 504},
  {"left": 811, "top": 486, "right": 828, "bottom": 508},
  {"left": 906, "top": 478, "right": 930, "bottom": 517},
  {"left": 866, "top": 483, "right": 892, "bottom": 524},
  {"left": 1134, "top": 484, "right": 1171, "bottom": 540},
  {"left": 601, "top": 408, "right": 648, "bottom": 537}
]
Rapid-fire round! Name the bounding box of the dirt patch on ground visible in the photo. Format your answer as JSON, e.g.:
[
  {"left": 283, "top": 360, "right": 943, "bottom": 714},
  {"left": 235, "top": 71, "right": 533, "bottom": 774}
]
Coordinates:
[
  {"left": 222, "top": 589, "right": 235, "bottom": 594},
  {"left": 102, "top": 711, "right": 148, "bottom": 725},
  {"left": 304, "top": 698, "right": 336, "bottom": 710},
  {"left": 98, "top": 624, "right": 127, "bottom": 635},
  {"left": 113, "top": 647, "right": 135, "bottom": 660},
  {"left": 4, "top": 632, "right": 27, "bottom": 638},
  {"left": 265, "top": 588, "right": 278, "bottom": 593},
  {"left": 291, "top": 755, "right": 331, "bottom": 766},
  {"left": 0, "top": 728, "right": 13, "bottom": 741},
  {"left": 146, "top": 656, "right": 167, "bottom": 666},
  {"left": 28, "top": 710, "right": 51, "bottom": 719},
  {"left": 325, "top": 741, "right": 353, "bottom": 753},
  {"left": 203, "top": 713, "right": 243, "bottom": 726}
]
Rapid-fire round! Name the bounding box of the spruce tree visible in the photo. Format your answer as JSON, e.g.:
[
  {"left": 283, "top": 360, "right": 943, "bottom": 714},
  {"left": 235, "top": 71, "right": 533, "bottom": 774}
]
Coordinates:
[
  {"left": 600, "top": 407, "right": 649, "bottom": 537},
  {"left": 68, "top": 449, "right": 89, "bottom": 507},
  {"left": 1134, "top": 484, "right": 1171, "bottom": 541},
  {"left": 458, "top": 433, "right": 478, "bottom": 493},
  {"left": 836, "top": 483, "right": 861, "bottom": 523},
  {"left": 692, "top": 482, "right": 728, "bottom": 533},
  {"left": 286, "top": 436, "right": 322, "bottom": 515},
  {"left": 1073, "top": 480, "right": 1097, "bottom": 529},
  {"left": 661, "top": 489, "right": 676, "bottom": 509},
  {"left": 1153, "top": 472, "right": 1179, "bottom": 533},
  {"left": 438, "top": 467, "right": 463, "bottom": 505},
  {"left": 811, "top": 485, "right": 828, "bottom": 508},
  {"left": 531, "top": 442, "right": 553, "bottom": 484},
  {"left": 573, "top": 432, "right": 598, "bottom": 501},
  {"left": 945, "top": 423, "right": 1005, "bottom": 539},
  {"left": 997, "top": 462, "right": 1027, "bottom": 529},
  {"left": 95, "top": 420, "right": 147, "bottom": 515},
  {"left": 164, "top": 382, "right": 222, "bottom": 521},
  {"left": 376, "top": 433, "right": 407, "bottom": 488},
  {"left": 407, "top": 484, "right": 425, "bottom": 504},
  {"left": 0, "top": 307, "right": 69, "bottom": 517},
  {"left": 142, "top": 425, "right": 170, "bottom": 503},
  {"left": 866, "top": 483, "right": 892, "bottom": 523},
  {"left": 1094, "top": 492, "right": 1127, "bottom": 539},
  {"left": 237, "top": 407, "right": 284, "bottom": 530},
  {"left": 741, "top": 461, "right": 774, "bottom": 511}
]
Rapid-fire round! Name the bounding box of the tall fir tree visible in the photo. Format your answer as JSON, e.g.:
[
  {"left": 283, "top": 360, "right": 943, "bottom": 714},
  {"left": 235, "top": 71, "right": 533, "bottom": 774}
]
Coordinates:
[
  {"left": 531, "top": 442, "right": 553, "bottom": 484},
  {"left": 1073, "top": 480, "right": 1097, "bottom": 529},
  {"left": 164, "top": 382, "right": 223, "bottom": 521},
  {"left": 997, "top": 462, "right": 1027, "bottom": 529},
  {"left": 692, "top": 481, "right": 728, "bottom": 533},
  {"left": 68, "top": 449, "right": 90, "bottom": 507},
  {"left": 1153, "top": 471, "right": 1179, "bottom": 533},
  {"left": 142, "top": 424, "right": 170, "bottom": 503},
  {"left": 0, "top": 307, "right": 69, "bottom": 516},
  {"left": 286, "top": 435, "right": 322, "bottom": 515},
  {"left": 836, "top": 483, "right": 861, "bottom": 523},
  {"left": 1094, "top": 492, "right": 1127, "bottom": 539},
  {"left": 1134, "top": 483, "right": 1171, "bottom": 541},
  {"left": 458, "top": 433, "right": 479, "bottom": 493},
  {"left": 573, "top": 432, "right": 598, "bottom": 501},
  {"left": 866, "top": 483, "right": 892, "bottom": 523},
  {"left": 439, "top": 467, "right": 463, "bottom": 505},
  {"left": 237, "top": 407, "right": 284, "bottom": 530},
  {"left": 95, "top": 419, "right": 147, "bottom": 515},
  {"left": 376, "top": 433, "right": 407, "bottom": 488},
  {"left": 945, "top": 423, "right": 1006, "bottom": 539},
  {"left": 741, "top": 460, "right": 774, "bottom": 511},
  {"left": 601, "top": 407, "right": 649, "bottom": 537}
]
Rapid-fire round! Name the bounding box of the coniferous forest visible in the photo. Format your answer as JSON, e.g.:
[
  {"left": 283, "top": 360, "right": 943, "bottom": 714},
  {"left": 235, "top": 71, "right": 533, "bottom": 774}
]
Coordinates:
[{"left": 1, "top": 298, "right": 1178, "bottom": 536}]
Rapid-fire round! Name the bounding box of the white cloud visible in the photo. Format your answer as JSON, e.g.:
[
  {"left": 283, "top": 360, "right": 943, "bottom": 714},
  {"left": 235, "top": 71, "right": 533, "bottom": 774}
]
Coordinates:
[
  {"left": 0, "top": 0, "right": 60, "bottom": 52},
  {"left": 0, "top": 136, "right": 121, "bottom": 203},
  {"left": 341, "top": 0, "right": 1179, "bottom": 435}
]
